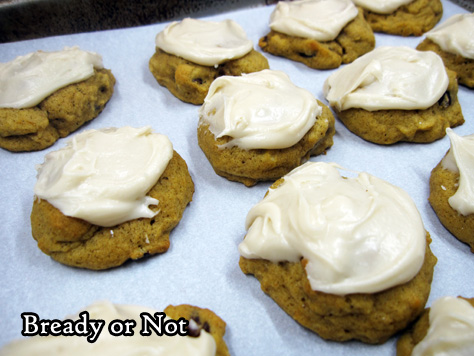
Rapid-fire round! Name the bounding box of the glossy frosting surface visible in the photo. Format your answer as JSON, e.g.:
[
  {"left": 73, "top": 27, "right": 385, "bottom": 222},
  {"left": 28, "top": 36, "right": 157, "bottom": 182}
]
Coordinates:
[
  {"left": 199, "top": 70, "right": 320, "bottom": 150},
  {"left": 239, "top": 162, "right": 426, "bottom": 295},
  {"left": 0, "top": 46, "right": 103, "bottom": 109},
  {"left": 323, "top": 46, "right": 449, "bottom": 111},
  {"left": 352, "top": 0, "right": 414, "bottom": 14},
  {"left": 34, "top": 127, "right": 173, "bottom": 227},
  {"left": 155, "top": 18, "right": 253, "bottom": 66},
  {"left": 412, "top": 296, "right": 474, "bottom": 356},
  {"left": 426, "top": 13, "right": 474, "bottom": 59},
  {"left": 441, "top": 128, "right": 474, "bottom": 216},
  {"left": 269, "top": 0, "right": 358, "bottom": 41}
]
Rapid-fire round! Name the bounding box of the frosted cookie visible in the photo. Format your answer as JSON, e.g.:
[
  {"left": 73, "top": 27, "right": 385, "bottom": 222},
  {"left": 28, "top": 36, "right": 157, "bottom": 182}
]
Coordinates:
[
  {"left": 149, "top": 18, "right": 269, "bottom": 105},
  {"left": 259, "top": 0, "right": 375, "bottom": 69},
  {"left": 417, "top": 13, "right": 474, "bottom": 88},
  {"left": 429, "top": 129, "right": 474, "bottom": 252},
  {"left": 239, "top": 162, "right": 437, "bottom": 344},
  {"left": 0, "top": 300, "right": 230, "bottom": 356},
  {"left": 0, "top": 47, "right": 115, "bottom": 152},
  {"left": 352, "top": 0, "right": 442, "bottom": 36},
  {"left": 30, "top": 127, "right": 194, "bottom": 270},
  {"left": 397, "top": 296, "right": 474, "bottom": 356},
  {"left": 197, "top": 70, "right": 335, "bottom": 187},
  {"left": 324, "top": 46, "right": 464, "bottom": 145}
]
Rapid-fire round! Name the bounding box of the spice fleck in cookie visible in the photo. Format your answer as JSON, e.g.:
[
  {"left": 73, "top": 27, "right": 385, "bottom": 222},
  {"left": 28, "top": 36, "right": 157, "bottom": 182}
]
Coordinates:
[
  {"left": 198, "top": 70, "right": 335, "bottom": 186},
  {"left": 259, "top": 0, "right": 375, "bottom": 69},
  {"left": 239, "top": 162, "right": 436, "bottom": 344},
  {"left": 397, "top": 296, "right": 474, "bottom": 356},
  {"left": 352, "top": 0, "right": 442, "bottom": 36},
  {"left": 0, "top": 300, "right": 230, "bottom": 356},
  {"left": 417, "top": 13, "right": 474, "bottom": 89},
  {"left": 429, "top": 128, "right": 474, "bottom": 252},
  {"left": 31, "top": 126, "right": 194, "bottom": 270},
  {"left": 324, "top": 46, "right": 464, "bottom": 145},
  {"left": 149, "top": 18, "right": 269, "bottom": 105},
  {"left": 0, "top": 47, "right": 115, "bottom": 152}
]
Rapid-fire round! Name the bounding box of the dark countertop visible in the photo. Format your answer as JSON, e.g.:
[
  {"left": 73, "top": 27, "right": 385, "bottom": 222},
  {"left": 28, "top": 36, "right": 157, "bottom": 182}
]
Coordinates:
[{"left": 0, "top": 0, "right": 473, "bottom": 44}]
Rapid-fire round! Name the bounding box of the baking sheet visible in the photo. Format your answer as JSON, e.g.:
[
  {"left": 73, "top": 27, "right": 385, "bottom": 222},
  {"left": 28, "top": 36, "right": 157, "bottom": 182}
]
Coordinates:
[{"left": 0, "top": 1, "right": 473, "bottom": 354}]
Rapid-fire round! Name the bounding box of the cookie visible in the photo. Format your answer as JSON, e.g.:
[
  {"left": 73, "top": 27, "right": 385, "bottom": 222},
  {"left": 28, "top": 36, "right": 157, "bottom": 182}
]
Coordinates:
[
  {"left": 197, "top": 70, "right": 335, "bottom": 186},
  {"left": 0, "top": 300, "right": 230, "bottom": 355},
  {"left": 397, "top": 296, "right": 474, "bottom": 356},
  {"left": 149, "top": 18, "right": 269, "bottom": 104},
  {"left": 31, "top": 127, "right": 194, "bottom": 270},
  {"left": 417, "top": 13, "right": 474, "bottom": 89},
  {"left": 353, "top": 0, "right": 442, "bottom": 36},
  {"left": 0, "top": 47, "right": 115, "bottom": 152},
  {"left": 324, "top": 46, "right": 464, "bottom": 144},
  {"left": 429, "top": 129, "right": 474, "bottom": 252},
  {"left": 239, "top": 162, "right": 436, "bottom": 344},
  {"left": 259, "top": 0, "right": 375, "bottom": 69}
]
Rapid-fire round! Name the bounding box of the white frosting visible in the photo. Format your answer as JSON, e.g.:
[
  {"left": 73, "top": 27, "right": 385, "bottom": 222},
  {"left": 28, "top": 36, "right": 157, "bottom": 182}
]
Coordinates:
[
  {"left": 155, "top": 18, "right": 253, "bottom": 66},
  {"left": 412, "top": 297, "right": 474, "bottom": 356},
  {"left": 0, "top": 46, "right": 103, "bottom": 109},
  {"left": 199, "top": 70, "right": 320, "bottom": 150},
  {"left": 34, "top": 127, "right": 173, "bottom": 227},
  {"left": 0, "top": 301, "right": 216, "bottom": 356},
  {"left": 269, "top": 0, "right": 358, "bottom": 41},
  {"left": 426, "top": 13, "right": 474, "bottom": 60},
  {"left": 239, "top": 162, "right": 426, "bottom": 295},
  {"left": 441, "top": 129, "right": 474, "bottom": 216},
  {"left": 323, "top": 46, "right": 449, "bottom": 111},
  {"left": 352, "top": 0, "right": 414, "bottom": 14}
]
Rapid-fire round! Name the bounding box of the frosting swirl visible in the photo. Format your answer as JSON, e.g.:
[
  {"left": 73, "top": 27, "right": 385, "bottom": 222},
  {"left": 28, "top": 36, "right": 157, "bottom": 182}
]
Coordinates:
[
  {"left": 239, "top": 162, "right": 426, "bottom": 295},
  {"left": 441, "top": 128, "right": 474, "bottom": 216},
  {"left": 0, "top": 46, "right": 103, "bottom": 109},
  {"left": 352, "top": 0, "right": 413, "bottom": 14},
  {"left": 155, "top": 18, "right": 253, "bottom": 66},
  {"left": 34, "top": 127, "right": 173, "bottom": 227},
  {"left": 269, "top": 0, "right": 358, "bottom": 42},
  {"left": 323, "top": 46, "right": 449, "bottom": 111},
  {"left": 199, "top": 70, "right": 320, "bottom": 150},
  {"left": 0, "top": 301, "right": 216, "bottom": 356},
  {"left": 426, "top": 13, "right": 474, "bottom": 60},
  {"left": 412, "top": 297, "right": 474, "bottom": 356}
]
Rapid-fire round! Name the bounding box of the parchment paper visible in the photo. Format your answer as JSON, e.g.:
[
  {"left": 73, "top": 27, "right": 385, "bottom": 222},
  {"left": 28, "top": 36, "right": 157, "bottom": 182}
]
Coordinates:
[{"left": 0, "top": 1, "right": 473, "bottom": 354}]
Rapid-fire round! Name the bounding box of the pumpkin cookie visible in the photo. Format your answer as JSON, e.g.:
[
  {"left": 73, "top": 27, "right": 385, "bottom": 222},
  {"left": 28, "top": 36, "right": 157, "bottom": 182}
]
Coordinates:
[
  {"left": 239, "top": 162, "right": 436, "bottom": 343},
  {"left": 0, "top": 47, "right": 115, "bottom": 152},
  {"left": 31, "top": 127, "right": 194, "bottom": 270},
  {"left": 259, "top": 0, "right": 375, "bottom": 69},
  {"left": 324, "top": 46, "right": 464, "bottom": 144},
  {"left": 397, "top": 296, "right": 474, "bottom": 356},
  {"left": 429, "top": 128, "right": 474, "bottom": 252},
  {"left": 352, "top": 0, "right": 442, "bottom": 36},
  {"left": 198, "top": 70, "right": 335, "bottom": 186},
  {"left": 0, "top": 300, "right": 230, "bottom": 355},
  {"left": 149, "top": 18, "right": 269, "bottom": 104},
  {"left": 417, "top": 13, "right": 474, "bottom": 88}
]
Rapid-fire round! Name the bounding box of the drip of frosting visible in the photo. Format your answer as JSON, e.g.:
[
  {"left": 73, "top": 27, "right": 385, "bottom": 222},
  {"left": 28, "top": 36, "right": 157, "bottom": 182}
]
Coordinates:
[
  {"left": 155, "top": 18, "right": 253, "bottom": 66},
  {"left": 199, "top": 70, "right": 320, "bottom": 150},
  {"left": 323, "top": 46, "right": 449, "bottom": 111},
  {"left": 0, "top": 46, "right": 103, "bottom": 109},
  {"left": 426, "top": 13, "right": 474, "bottom": 60},
  {"left": 34, "top": 127, "right": 173, "bottom": 227},
  {"left": 269, "top": 0, "right": 358, "bottom": 41},
  {"left": 441, "top": 128, "right": 474, "bottom": 216},
  {"left": 412, "top": 296, "right": 474, "bottom": 356},
  {"left": 0, "top": 301, "right": 216, "bottom": 356},
  {"left": 352, "top": 0, "right": 413, "bottom": 14},
  {"left": 239, "top": 162, "right": 426, "bottom": 295}
]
